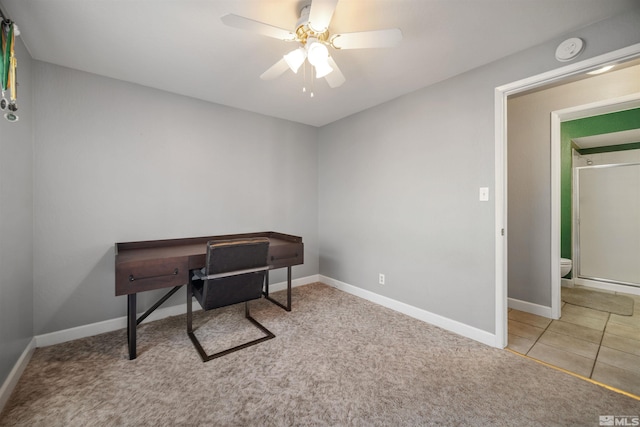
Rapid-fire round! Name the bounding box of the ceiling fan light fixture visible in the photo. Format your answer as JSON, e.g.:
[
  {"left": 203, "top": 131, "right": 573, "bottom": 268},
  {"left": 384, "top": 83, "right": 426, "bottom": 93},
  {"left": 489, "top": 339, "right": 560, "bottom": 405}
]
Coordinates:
[
  {"left": 222, "top": 1, "right": 404, "bottom": 90},
  {"left": 306, "top": 39, "right": 329, "bottom": 66},
  {"left": 284, "top": 47, "right": 307, "bottom": 73},
  {"left": 314, "top": 60, "right": 333, "bottom": 78}
]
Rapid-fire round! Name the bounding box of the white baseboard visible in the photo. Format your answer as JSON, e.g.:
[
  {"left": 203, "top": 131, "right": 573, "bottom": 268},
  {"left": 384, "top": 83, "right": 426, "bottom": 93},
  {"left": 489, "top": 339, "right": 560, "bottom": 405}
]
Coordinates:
[
  {"left": 508, "top": 297, "right": 554, "bottom": 318},
  {"left": 35, "top": 274, "right": 320, "bottom": 348},
  {"left": 320, "top": 275, "right": 499, "bottom": 348},
  {"left": 270, "top": 274, "right": 319, "bottom": 292},
  {"left": 0, "top": 338, "right": 36, "bottom": 414},
  {"left": 30, "top": 274, "right": 503, "bottom": 351}
]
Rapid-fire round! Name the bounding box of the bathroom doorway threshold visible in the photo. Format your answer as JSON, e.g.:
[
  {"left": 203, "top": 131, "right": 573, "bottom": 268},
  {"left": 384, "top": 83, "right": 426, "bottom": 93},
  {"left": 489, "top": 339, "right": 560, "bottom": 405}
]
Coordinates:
[{"left": 506, "top": 348, "right": 640, "bottom": 402}]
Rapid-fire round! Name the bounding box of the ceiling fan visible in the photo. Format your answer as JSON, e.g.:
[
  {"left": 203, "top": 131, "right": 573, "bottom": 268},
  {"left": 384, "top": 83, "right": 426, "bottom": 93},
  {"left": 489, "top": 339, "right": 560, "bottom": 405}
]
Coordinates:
[{"left": 221, "top": 0, "right": 402, "bottom": 89}]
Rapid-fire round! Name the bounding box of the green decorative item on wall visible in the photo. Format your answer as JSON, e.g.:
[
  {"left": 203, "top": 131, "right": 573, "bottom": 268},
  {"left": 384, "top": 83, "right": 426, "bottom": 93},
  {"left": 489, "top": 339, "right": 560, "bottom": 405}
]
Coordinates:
[
  {"left": 1, "top": 21, "right": 13, "bottom": 91},
  {"left": 1, "top": 20, "right": 18, "bottom": 122}
]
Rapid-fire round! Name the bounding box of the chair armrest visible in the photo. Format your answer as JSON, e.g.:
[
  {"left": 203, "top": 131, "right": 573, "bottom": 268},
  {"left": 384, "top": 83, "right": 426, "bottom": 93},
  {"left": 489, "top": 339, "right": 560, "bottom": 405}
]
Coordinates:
[{"left": 202, "top": 266, "right": 268, "bottom": 280}]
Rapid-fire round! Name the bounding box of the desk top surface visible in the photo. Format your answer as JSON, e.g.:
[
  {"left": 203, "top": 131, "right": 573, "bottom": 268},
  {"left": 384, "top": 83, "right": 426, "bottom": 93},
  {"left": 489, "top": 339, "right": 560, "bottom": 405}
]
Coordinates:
[
  {"left": 115, "top": 231, "right": 303, "bottom": 296},
  {"left": 116, "top": 231, "right": 302, "bottom": 263}
]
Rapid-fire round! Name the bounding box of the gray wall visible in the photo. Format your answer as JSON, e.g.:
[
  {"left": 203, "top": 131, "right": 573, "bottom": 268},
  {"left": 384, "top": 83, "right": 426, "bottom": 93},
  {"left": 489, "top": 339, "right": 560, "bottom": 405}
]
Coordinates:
[
  {"left": 508, "top": 65, "right": 640, "bottom": 306},
  {"left": 2, "top": 5, "right": 639, "bottom": 384},
  {"left": 318, "top": 8, "right": 640, "bottom": 334},
  {"left": 0, "top": 37, "right": 33, "bottom": 385},
  {"left": 32, "top": 62, "right": 319, "bottom": 334}
]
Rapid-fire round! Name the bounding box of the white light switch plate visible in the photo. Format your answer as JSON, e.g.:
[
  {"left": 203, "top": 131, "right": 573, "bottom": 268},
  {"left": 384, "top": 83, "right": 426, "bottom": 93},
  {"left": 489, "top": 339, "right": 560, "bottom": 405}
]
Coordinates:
[{"left": 479, "top": 187, "right": 489, "bottom": 201}]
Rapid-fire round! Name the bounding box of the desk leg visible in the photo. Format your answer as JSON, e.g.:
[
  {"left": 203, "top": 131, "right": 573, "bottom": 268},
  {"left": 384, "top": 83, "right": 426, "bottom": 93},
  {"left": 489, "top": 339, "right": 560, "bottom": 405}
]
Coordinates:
[
  {"left": 286, "top": 266, "right": 292, "bottom": 312},
  {"left": 263, "top": 268, "right": 292, "bottom": 312},
  {"left": 187, "top": 283, "right": 193, "bottom": 333},
  {"left": 127, "top": 294, "right": 137, "bottom": 360}
]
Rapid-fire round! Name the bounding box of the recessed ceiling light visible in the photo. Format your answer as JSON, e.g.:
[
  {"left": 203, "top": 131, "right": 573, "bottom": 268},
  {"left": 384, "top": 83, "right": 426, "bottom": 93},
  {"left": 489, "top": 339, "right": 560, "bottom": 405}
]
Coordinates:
[{"left": 587, "top": 65, "right": 615, "bottom": 75}]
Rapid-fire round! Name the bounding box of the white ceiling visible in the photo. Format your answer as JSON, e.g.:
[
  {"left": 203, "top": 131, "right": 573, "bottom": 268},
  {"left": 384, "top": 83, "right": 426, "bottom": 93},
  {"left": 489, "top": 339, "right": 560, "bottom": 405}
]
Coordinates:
[{"left": 2, "top": 0, "right": 639, "bottom": 127}]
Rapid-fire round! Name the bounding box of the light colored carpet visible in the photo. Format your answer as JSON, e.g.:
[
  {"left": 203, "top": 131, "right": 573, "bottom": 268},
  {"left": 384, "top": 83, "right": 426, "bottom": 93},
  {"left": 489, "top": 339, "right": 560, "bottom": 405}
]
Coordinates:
[
  {"left": 1, "top": 282, "right": 639, "bottom": 426},
  {"left": 562, "top": 287, "right": 634, "bottom": 316}
]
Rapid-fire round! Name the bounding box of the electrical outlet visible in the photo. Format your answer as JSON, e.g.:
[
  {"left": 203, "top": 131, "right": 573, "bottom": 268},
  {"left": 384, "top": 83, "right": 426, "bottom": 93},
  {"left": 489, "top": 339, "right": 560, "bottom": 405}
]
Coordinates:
[{"left": 379, "top": 273, "right": 385, "bottom": 285}]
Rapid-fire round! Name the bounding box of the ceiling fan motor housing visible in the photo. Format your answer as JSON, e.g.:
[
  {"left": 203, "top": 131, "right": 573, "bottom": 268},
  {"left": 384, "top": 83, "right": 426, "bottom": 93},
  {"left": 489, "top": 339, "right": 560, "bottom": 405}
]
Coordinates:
[{"left": 295, "top": 4, "right": 330, "bottom": 46}]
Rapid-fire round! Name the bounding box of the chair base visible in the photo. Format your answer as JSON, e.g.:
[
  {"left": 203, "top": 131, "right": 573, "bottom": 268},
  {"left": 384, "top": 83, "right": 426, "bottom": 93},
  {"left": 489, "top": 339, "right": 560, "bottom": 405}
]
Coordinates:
[{"left": 187, "top": 299, "right": 275, "bottom": 362}]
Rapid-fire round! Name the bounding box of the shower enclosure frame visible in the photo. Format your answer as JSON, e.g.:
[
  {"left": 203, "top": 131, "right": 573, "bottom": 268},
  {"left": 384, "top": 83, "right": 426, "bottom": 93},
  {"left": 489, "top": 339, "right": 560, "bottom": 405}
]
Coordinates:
[{"left": 573, "top": 161, "right": 640, "bottom": 289}]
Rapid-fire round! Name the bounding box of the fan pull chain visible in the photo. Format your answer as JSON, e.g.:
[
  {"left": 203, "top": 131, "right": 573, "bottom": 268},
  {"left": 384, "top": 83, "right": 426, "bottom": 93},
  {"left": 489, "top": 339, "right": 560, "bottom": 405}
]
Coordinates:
[
  {"left": 302, "top": 61, "right": 307, "bottom": 93},
  {"left": 302, "top": 61, "right": 307, "bottom": 94},
  {"left": 299, "top": 61, "right": 315, "bottom": 98},
  {"left": 310, "top": 63, "right": 315, "bottom": 98}
]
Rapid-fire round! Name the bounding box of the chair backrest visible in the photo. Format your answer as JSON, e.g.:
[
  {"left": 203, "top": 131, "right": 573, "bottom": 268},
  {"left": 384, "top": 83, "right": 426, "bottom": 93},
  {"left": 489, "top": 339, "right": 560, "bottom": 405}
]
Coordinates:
[{"left": 199, "top": 237, "right": 270, "bottom": 310}]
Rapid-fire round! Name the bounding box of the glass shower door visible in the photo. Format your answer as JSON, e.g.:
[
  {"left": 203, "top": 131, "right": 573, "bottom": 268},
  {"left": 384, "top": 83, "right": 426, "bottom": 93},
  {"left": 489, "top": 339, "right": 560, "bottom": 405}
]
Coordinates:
[{"left": 576, "top": 162, "right": 640, "bottom": 287}]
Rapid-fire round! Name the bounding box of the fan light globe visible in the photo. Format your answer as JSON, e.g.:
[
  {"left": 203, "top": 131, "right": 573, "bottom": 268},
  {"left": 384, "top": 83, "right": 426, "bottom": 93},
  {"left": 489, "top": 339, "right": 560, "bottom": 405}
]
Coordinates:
[
  {"left": 284, "top": 47, "right": 307, "bottom": 73},
  {"left": 314, "top": 60, "right": 333, "bottom": 78},
  {"left": 306, "top": 40, "right": 329, "bottom": 66}
]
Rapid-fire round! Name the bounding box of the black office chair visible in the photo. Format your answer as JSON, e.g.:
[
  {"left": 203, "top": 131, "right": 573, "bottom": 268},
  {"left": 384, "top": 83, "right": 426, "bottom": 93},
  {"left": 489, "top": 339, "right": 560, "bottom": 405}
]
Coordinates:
[{"left": 187, "top": 237, "right": 274, "bottom": 362}]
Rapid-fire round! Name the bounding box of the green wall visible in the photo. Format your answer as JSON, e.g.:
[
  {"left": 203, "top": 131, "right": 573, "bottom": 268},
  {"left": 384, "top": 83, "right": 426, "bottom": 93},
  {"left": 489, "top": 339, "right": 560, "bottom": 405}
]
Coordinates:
[{"left": 560, "top": 108, "right": 640, "bottom": 271}]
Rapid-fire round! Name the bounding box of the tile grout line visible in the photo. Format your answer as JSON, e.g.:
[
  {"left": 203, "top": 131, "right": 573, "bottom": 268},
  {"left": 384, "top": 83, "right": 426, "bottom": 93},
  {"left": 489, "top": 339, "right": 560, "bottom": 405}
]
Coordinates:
[
  {"left": 506, "top": 314, "right": 547, "bottom": 353},
  {"left": 524, "top": 315, "right": 553, "bottom": 356},
  {"left": 589, "top": 311, "right": 610, "bottom": 379}
]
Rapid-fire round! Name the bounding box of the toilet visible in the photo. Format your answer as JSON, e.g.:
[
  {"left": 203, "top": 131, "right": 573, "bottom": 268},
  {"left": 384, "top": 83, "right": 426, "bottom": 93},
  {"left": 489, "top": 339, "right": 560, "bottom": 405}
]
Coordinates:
[{"left": 561, "top": 258, "right": 572, "bottom": 277}]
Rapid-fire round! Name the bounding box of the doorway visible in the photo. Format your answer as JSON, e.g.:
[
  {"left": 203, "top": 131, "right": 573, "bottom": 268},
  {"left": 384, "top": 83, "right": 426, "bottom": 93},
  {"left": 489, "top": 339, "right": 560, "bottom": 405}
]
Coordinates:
[
  {"left": 496, "top": 44, "right": 640, "bottom": 397},
  {"left": 494, "top": 42, "right": 640, "bottom": 348}
]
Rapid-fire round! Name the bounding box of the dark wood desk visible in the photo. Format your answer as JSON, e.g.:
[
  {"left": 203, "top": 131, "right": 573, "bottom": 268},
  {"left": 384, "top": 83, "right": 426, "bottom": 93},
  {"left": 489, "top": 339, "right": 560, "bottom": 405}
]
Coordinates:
[{"left": 115, "top": 231, "right": 303, "bottom": 359}]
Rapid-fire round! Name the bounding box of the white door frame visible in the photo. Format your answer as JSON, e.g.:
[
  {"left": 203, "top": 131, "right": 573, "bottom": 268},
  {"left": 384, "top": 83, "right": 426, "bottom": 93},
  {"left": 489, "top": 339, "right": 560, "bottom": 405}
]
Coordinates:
[
  {"left": 553, "top": 94, "right": 640, "bottom": 295},
  {"left": 494, "top": 43, "right": 640, "bottom": 348}
]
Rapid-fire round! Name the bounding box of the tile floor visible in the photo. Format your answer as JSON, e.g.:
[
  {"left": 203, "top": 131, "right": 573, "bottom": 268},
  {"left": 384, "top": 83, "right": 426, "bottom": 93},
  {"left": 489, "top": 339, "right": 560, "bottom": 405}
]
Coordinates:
[{"left": 507, "top": 287, "right": 640, "bottom": 397}]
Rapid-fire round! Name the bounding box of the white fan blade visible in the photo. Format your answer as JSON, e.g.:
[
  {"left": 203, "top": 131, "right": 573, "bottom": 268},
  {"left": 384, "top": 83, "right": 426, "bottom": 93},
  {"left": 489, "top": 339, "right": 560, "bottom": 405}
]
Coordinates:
[
  {"left": 308, "top": 0, "right": 339, "bottom": 33},
  {"left": 221, "top": 14, "right": 295, "bottom": 41},
  {"left": 260, "top": 58, "right": 290, "bottom": 80},
  {"left": 325, "top": 56, "right": 345, "bottom": 88},
  {"left": 331, "top": 28, "right": 402, "bottom": 50}
]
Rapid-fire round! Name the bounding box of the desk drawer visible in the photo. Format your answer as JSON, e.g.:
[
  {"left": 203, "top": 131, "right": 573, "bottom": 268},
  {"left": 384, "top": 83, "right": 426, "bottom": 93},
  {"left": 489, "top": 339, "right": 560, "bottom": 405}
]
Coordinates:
[
  {"left": 268, "top": 242, "right": 304, "bottom": 269},
  {"left": 116, "top": 257, "right": 188, "bottom": 295}
]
